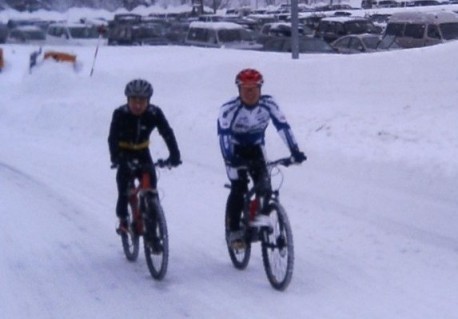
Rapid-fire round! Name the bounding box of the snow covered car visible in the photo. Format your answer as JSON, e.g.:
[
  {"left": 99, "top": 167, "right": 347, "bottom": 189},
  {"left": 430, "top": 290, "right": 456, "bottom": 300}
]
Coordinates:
[
  {"left": 257, "top": 21, "right": 315, "bottom": 45},
  {"left": 378, "top": 11, "right": 458, "bottom": 49},
  {"left": 0, "top": 21, "right": 8, "bottom": 43},
  {"left": 6, "top": 25, "right": 46, "bottom": 45},
  {"left": 262, "top": 36, "right": 336, "bottom": 53},
  {"left": 330, "top": 33, "right": 397, "bottom": 53},
  {"left": 185, "top": 21, "right": 262, "bottom": 50},
  {"left": 108, "top": 22, "right": 169, "bottom": 46},
  {"left": 46, "top": 22, "right": 104, "bottom": 46},
  {"left": 0, "top": 47, "right": 4, "bottom": 71},
  {"left": 316, "top": 16, "right": 381, "bottom": 43}
]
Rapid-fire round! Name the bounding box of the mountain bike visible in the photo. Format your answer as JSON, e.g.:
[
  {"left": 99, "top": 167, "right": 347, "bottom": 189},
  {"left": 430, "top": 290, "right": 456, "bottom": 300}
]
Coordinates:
[
  {"left": 114, "top": 159, "right": 171, "bottom": 280},
  {"left": 224, "top": 157, "right": 297, "bottom": 291}
]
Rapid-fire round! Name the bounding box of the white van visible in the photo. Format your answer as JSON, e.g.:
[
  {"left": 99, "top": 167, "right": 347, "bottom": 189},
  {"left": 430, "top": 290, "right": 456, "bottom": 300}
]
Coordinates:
[
  {"left": 185, "top": 21, "right": 261, "bottom": 50},
  {"left": 379, "top": 11, "right": 458, "bottom": 49},
  {"left": 46, "top": 22, "right": 105, "bottom": 46}
]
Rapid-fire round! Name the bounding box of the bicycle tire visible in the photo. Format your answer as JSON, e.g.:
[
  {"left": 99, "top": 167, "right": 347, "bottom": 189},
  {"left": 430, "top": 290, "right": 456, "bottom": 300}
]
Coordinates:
[
  {"left": 121, "top": 203, "right": 140, "bottom": 262},
  {"left": 261, "top": 202, "right": 294, "bottom": 291},
  {"left": 225, "top": 206, "right": 251, "bottom": 270},
  {"left": 143, "top": 194, "right": 169, "bottom": 280}
]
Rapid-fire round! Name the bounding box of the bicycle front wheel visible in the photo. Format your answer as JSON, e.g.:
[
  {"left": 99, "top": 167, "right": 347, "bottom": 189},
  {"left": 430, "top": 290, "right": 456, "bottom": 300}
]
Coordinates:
[
  {"left": 225, "top": 207, "right": 251, "bottom": 270},
  {"left": 121, "top": 203, "right": 140, "bottom": 262},
  {"left": 143, "top": 194, "right": 169, "bottom": 280},
  {"left": 261, "top": 202, "right": 294, "bottom": 291}
]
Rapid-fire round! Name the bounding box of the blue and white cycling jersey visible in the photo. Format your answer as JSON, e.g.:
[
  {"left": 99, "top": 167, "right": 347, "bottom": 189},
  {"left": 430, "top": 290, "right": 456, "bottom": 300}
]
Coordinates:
[{"left": 217, "top": 95, "right": 298, "bottom": 162}]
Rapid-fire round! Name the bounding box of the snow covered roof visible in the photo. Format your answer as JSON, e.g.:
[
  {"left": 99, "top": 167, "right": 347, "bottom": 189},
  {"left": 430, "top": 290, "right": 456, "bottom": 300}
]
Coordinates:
[{"left": 188, "top": 21, "right": 244, "bottom": 30}]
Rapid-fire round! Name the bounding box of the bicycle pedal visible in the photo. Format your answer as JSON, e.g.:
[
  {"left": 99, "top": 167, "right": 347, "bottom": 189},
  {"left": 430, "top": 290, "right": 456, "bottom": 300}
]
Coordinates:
[{"left": 230, "top": 240, "right": 246, "bottom": 251}]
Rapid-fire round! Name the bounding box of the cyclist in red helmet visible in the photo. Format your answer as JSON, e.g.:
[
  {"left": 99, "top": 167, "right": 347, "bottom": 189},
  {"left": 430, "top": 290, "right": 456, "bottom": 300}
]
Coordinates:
[{"left": 218, "top": 68, "right": 306, "bottom": 248}]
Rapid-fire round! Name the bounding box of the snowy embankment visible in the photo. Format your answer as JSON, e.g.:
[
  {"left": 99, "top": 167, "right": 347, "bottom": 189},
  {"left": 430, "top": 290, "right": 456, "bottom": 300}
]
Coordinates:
[{"left": 0, "top": 42, "right": 457, "bottom": 319}]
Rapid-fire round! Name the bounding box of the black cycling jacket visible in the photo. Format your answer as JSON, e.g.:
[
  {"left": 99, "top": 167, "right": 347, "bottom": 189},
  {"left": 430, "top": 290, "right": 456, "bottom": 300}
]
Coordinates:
[{"left": 108, "top": 104, "right": 180, "bottom": 163}]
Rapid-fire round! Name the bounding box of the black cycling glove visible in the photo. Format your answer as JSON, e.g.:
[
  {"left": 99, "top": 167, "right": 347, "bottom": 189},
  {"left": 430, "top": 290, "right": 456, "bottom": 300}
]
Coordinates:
[
  {"left": 291, "top": 148, "right": 307, "bottom": 163},
  {"left": 167, "top": 153, "right": 182, "bottom": 167}
]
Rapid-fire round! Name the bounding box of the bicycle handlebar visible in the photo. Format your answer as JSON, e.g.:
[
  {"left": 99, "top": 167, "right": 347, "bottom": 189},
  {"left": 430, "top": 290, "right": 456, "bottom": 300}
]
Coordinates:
[
  {"left": 155, "top": 158, "right": 180, "bottom": 169},
  {"left": 231, "top": 156, "right": 299, "bottom": 170},
  {"left": 110, "top": 158, "right": 178, "bottom": 170},
  {"left": 267, "top": 157, "right": 296, "bottom": 168}
]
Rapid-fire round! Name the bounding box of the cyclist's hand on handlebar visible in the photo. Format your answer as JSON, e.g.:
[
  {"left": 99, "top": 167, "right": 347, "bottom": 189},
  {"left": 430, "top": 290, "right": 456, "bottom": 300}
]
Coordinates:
[
  {"left": 157, "top": 157, "right": 182, "bottom": 168},
  {"left": 291, "top": 148, "right": 307, "bottom": 164},
  {"left": 167, "top": 155, "right": 182, "bottom": 167},
  {"left": 110, "top": 152, "right": 126, "bottom": 169}
]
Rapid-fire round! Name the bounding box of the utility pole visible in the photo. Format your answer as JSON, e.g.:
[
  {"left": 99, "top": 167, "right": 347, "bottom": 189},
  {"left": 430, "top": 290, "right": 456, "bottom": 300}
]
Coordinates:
[{"left": 290, "top": 0, "right": 299, "bottom": 59}]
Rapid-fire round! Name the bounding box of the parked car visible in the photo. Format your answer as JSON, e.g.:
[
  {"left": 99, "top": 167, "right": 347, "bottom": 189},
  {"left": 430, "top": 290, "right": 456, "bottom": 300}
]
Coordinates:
[
  {"left": 375, "top": 0, "right": 400, "bottom": 7},
  {"left": 46, "top": 22, "right": 103, "bottom": 46},
  {"left": 8, "top": 0, "right": 50, "bottom": 12},
  {"left": 315, "top": 4, "right": 357, "bottom": 11},
  {"left": 0, "top": 22, "right": 7, "bottom": 43},
  {"left": 135, "top": 22, "right": 170, "bottom": 45},
  {"left": 361, "top": 0, "right": 373, "bottom": 8},
  {"left": 407, "top": 0, "right": 441, "bottom": 6},
  {"left": 111, "top": 13, "right": 142, "bottom": 24},
  {"left": 6, "top": 18, "right": 50, "bottom": 31},
  {"left": 0, "top": 47, "right": 4, "bottom": 71},
  {"left": 316, "top": 16, "right": 380, "bottom": 43},
  {"left": 259, "top": 22, "right": 314, "bottom": 37},
  {"left": 262, "top": 36, "right": 336, "bottom": 53},
  {"left": 6, "top": 25, "right": 46, "bottom": 44},
  {"left": 256, "top": 21, "right": 315, "bottom": 45},
  {"left": 331, "top": 33, "right": 401, "bottom": 53},
  {"left": 298, "top": 12, "right": 327, "bottom": 31},
  {"left": 378, "top": 11, "right": 458, "bottom": 49},
  {"left": 107, "top": 14, "right": 169, "bottom": 46},
  {"left": 164, "top": 21, "right": 191, "bottom": 45},
  {"left": 185, "top": 21, "right": 262, "bottom": 50},
  {"left": 332, "top": 33, "right": 378, "bottom": 53},
  {"left": 368, "top": 13, "right": 391, "bottom": 33},
  {"left": 108, "top": 21, "right": 169, "bottom": 46},
  {"left": 107, "top": 15, "right": 140, "bottom": 45}
]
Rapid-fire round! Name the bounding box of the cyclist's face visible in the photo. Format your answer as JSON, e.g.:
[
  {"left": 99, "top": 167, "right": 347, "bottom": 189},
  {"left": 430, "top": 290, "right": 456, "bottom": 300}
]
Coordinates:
[
  {"left": 239, "top": 84, "right": 261, "bottom": 107},
  {"left": 128, "top": 96, "right": 148, "bottom": 116}
]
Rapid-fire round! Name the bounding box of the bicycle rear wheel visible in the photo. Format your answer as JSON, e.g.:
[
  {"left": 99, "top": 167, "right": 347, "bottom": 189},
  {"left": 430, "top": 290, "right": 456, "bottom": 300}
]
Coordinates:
[
  {"left": 225, "top": 207, "right": 251, "bottom": 270},
  {"left": 261, "top": 202, "right": 294, "bottom": 291},
  {"left": 143, "top": 194, "right": 169, "bottom": 280},
  {"left": 121, "top": 204, "right": 140, "bottom": 262}
]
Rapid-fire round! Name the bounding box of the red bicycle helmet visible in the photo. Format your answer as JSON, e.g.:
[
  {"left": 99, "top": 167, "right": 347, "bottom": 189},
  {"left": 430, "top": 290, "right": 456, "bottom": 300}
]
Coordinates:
[{"left": 235, "top": 68, "right": 264, "bottom": 86}]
